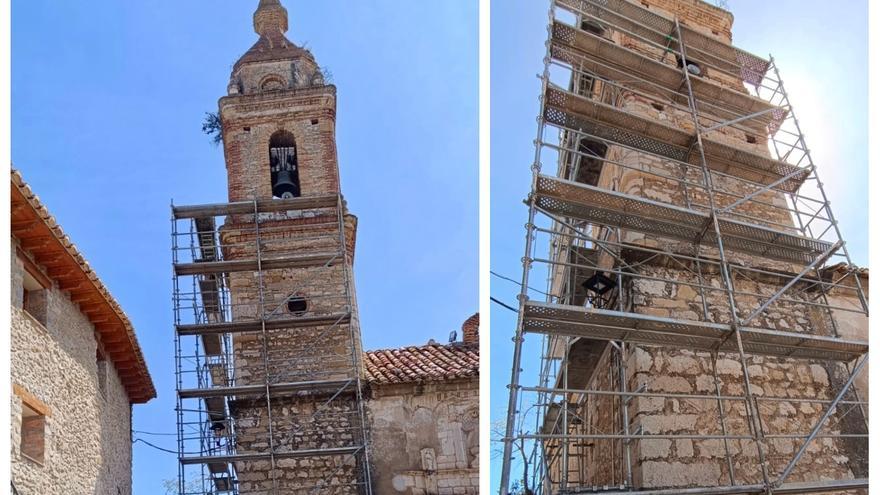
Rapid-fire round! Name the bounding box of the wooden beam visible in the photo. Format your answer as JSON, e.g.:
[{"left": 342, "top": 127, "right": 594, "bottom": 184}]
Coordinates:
[
  {"left": 11, "top": 220, "right": 39, "bottom": 232},
  {"left": 113, "top": 361, "right": 140, "bottom": 372},
  {"left": 15, "top": 247, "right": 52, "bottom": 289},
  {"left": 10, "top": 227, "right": 53, "bottom": 242},
  {"left": 10, "top": 201, "right": 29, "bottom": 214},
  {"left": 70, "top": 291, "right": 100, "bottom": 304},
  {"left": 19, "top": 236, "right": 53, "bottom": 250},
  {"left": 47, "top": 266, "right": 77, "bottom": 279},
  {"left": 59, "top": 278, "right": 90, "bottom": 291},
  {"left": 94, "top": 324, "right": 116, "bottom": 333},
  {"left": 78, "top": 301, "right": 104, "bottom": 311}
]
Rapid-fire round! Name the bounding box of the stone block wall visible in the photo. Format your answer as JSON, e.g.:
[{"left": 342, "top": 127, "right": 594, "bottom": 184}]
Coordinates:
[
  {"left": 218, "top": 211, "right": 363, "bottom": 387},
  {"left": 10, "top": 250, "right": 134, "bottom": 495},
  {"left": 367, "top": 379, "right": 480, "bottom": 495},
  {"left": 232, "top": 394, "right": 364, "bottom": 494}
]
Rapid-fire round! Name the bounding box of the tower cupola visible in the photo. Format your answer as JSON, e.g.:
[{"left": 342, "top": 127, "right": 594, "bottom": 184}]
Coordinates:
[
  {"left": 228, "top": 0, "right": 322, "bottom": 96},
  {"left": 253, "top": 0, "right": 288, "bottom": 36}
]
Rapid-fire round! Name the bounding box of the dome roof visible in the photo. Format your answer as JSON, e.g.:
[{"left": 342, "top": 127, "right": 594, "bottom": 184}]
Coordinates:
[{"left": 233, "top": 0, "right": 315, "bottom": 72}]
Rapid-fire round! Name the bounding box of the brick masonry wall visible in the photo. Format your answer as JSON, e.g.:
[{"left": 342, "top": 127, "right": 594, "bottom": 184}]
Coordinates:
[
  {"left": 367, "top": 379, "right": 480, "bottom": 495},
  {"left": 10, "top": 249, "right": 134, "bottom": 495},
  {"left": 220, "top": 86, "right": 339, "bottom": 202}
]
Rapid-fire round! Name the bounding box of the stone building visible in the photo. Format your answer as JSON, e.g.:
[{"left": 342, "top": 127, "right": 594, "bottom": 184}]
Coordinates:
[
  {"left": 170, "top": 1, "right": 478, "bottom": 494},
  {"left": 500, "top": 0, "right": 868, "bottom": 494},
  {"left": 10, "top": 169, "right": 155, "bottom": 494},
  {"left": 365, "top": 314, "right": 480, "bottom": 494}
]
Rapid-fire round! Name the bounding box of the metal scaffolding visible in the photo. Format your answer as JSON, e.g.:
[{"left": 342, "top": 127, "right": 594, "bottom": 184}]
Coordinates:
[
  {"left": 500, "top": 1, "right": 868, "bottom": 494},
  {"left": 172, "top": 195, "right": 373, "bottom": 494}
]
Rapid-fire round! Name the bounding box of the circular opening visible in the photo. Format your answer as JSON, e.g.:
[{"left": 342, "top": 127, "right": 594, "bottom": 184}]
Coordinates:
[
  {"left": 676, "top": 57, "right": 703, "bottom": 77},
  {"left": 288, "top": 296, "right": 308, "bottom": 315}
]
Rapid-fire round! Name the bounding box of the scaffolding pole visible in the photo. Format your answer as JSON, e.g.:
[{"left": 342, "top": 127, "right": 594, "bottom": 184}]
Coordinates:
[
  {"left": 172, "top": 194, "right": 373, "bottom": 495},
  {"left": 499, "top": 1, "right": 868, "bottom": 494}
]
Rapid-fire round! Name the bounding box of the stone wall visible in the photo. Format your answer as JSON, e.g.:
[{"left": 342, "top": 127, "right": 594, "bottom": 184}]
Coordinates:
[
  {"left": 367, "top": 379, "right": 480, "bottom": 495},
  {"left": 232, "top": 394, "right": 365, "bottom": 494},
  {"left": 10, "top": 251, "right": 134, "bottom": 495}
]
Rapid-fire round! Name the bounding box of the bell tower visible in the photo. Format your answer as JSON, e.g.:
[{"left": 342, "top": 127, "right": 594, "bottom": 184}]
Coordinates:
[
  {"left": 222, "top": 0, "right": 339, "bottom": 203},
  {"left": 172, "top": 1, "right": 372, "bottom": 493}
]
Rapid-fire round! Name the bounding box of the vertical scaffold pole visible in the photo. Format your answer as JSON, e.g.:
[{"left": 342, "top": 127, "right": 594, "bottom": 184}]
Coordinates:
[
  {"left": 672, "top": 18, "right": 773, "bottom": 492},
  {"left": 500, "top": 2, "right": 557, "bottom": 493}
]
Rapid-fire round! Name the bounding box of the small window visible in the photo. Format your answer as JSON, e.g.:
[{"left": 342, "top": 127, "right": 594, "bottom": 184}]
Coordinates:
[
  {"left": 746, "top": 134, "right": 757, "bottom": 144},
  {"left": 580, "top": 19, "right": 605, "bottom": 36},
  {"left": 20, "top": 403, "right": 46, "bottom": 464},
  {"left": 570, "top": 73, "right": 595, "bottom": 99},
  {"left": 651, "top": 102, "right": 665, "bottom": 111},
  {"left": 21, "top": 270, "right": 48, "bottom": 326},
  {"left": 573, "top": 139, "right": 608, "bottom": 187},
  {"left": 97, "top": 352, "right": 109, "bottom": 400},
  {"left": 676, "top": 56, "right": 703, "bottom": 77},
  {"left": 260, "top": 75, "right": 286, "bottom": 92}
]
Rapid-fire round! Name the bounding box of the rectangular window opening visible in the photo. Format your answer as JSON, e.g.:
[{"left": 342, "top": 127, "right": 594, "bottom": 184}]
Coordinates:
[
  {"left": 20, "top": 403, "right": 46, "bottom": 464},
  {"left": 21, "top": 270, "right": 49, "bottom": 327},
  {"left": 97, "top": 350, "right": 109, "bottom": 400}
]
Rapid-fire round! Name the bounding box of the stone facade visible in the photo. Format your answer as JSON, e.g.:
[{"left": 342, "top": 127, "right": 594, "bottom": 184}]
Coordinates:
[
  {"left": 543, "top": 0, "right": 867, "bottom": 492},
  {"left": 11, "top": 237, "right": 139, "bottom": 494},
  {"left": 368, "top": 379, "right": 480, "bottom": 495},
  {"left": 364, "top": 335, "right": 480, "bottom": 495}
]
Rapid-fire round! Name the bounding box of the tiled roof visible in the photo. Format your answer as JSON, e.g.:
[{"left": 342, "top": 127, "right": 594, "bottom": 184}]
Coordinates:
[
  {"left": 11, "top": 168, "right": 155, "bottom": 403},
  {"left": 364, "top": 343, "right": 479, "bottom": 385}
]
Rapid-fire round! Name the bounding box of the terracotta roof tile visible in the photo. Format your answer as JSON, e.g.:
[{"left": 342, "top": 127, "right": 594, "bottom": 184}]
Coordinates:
[{"left": 364, "top": 343, "right": 479, "bottom": 385}]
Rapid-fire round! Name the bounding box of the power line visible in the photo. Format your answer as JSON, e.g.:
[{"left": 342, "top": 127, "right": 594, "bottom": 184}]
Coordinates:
[
  {"left": 134, "top": 429, "right": 178, "bottom": 437},
  {"left": 490, "top": 270, "right": 550, "bottom": 297},
  {"left": 491, "top": 297, "right": 518, "bottom": 313},
  {"left": 134, "top": 438, "right": 180, "bottom": 455}
]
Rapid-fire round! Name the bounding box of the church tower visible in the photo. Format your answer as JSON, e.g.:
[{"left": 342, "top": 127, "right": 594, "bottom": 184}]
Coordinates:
[{"left": 172, "top": 1, "right": 372, "bottom": 493}]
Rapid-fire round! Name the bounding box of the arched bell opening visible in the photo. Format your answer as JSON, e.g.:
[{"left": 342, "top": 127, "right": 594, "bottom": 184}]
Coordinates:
[{"left": 269, "top": 130, "right": 301, "bottom": 199}]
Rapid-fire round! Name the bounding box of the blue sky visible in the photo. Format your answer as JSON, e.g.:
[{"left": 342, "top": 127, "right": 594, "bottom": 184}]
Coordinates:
[
  {"left": 489, "top": 0, "right": 868, "bottom": 490},
  {"left": 12, "top": 0, "right": 477, "bottom": 492}
]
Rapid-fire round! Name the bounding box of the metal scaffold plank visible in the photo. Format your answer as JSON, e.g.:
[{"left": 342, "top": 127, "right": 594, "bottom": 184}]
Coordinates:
[
  {"left": 549, "top": 21, "right": 785, "bottom": 132},
  {"left": 176, "top": 313, "right": 351, "bottom": 336},
  {"left": 175, "top": 252, "right": 340, "bottom": 275},
  {"left": 522, "top": 302, "right": 866, "bottom": 362},
  {"left": 543, "top": 86, "right": 809, "bottom": 192},
  {"left": 172, "top": 195, "right": 339, "bottom": 219},
  {"left": 560, "top": 477, "right": 868, "bottom": 494},
  {"left": 204, "top": 396, "right": 227, "bottom": 422},
  {"left": 179, "top": 378, "right": 356, "bottom": 399},
  {"left": 554, "top": 0, "right": 770, "bottom": 85},
  {"left": 534, "top": 175, "right": 831, "bottom": 265},
  {"left": 180, "top": 446, "right": 363, "bottom": 465}
]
